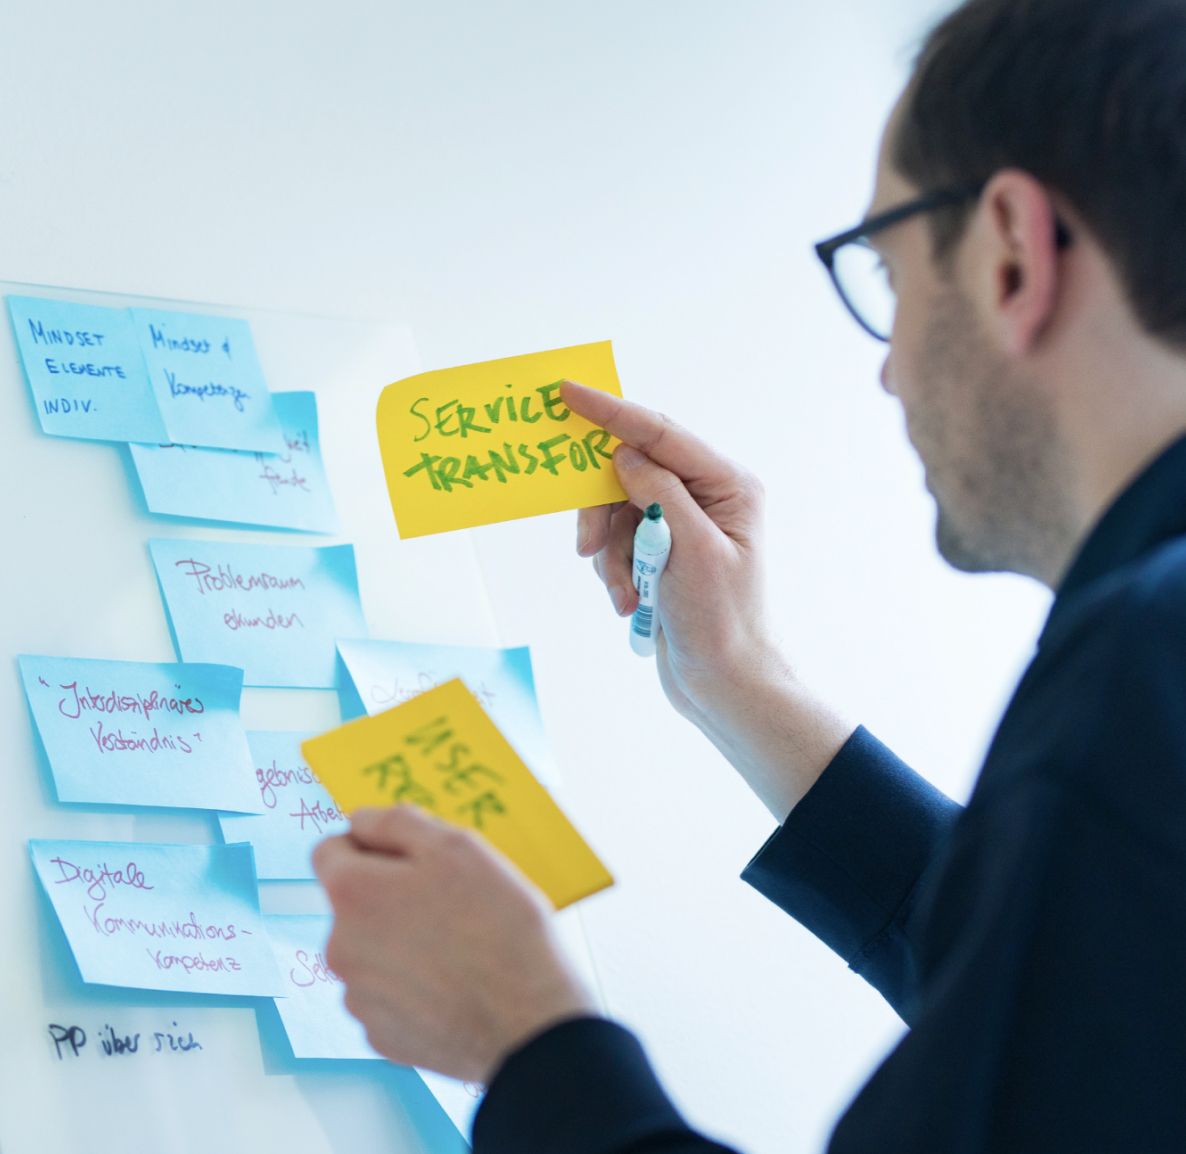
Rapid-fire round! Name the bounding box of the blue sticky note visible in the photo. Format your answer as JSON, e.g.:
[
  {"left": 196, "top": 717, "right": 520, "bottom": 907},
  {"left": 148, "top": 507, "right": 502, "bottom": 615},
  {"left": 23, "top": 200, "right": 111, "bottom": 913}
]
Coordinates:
[
  {"left": 335, "top": 639, "right": 560, "bottom": 790},
  {"left": 31, "top": 839, "right": 284, "bottom": 996},
  {"left": 128, "top": 391, "right": 340, "bottom": 533},
  {"left": 218, "top": 732, "right": 347, "bottom": 879},
  {"left": 266, "top": 912, "right": 484, "bottom": 1133},
  {"left": 130, "top": 308, "right": 286, "bottom": 453},
  {"left": 416, "top": 1068, "right": 485, "bottom": 1140},
  {"left": 19, "top": 655, "right": 261, "bottom": 813},
  {"left": 7, "top": 296, "right": 169, "bottom": 443},
  {"left": 149, "top": 539, "right": 368, "bottom": 688},
  {"left": 265, "top": 914, "right": 378, "bottom": 1059}
]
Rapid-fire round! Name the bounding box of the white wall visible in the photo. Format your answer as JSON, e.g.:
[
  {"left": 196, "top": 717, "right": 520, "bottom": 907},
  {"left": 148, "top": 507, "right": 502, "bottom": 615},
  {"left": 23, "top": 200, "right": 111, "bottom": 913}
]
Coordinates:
[{"left": 0, "top": 3, "right": 1052, "bottom": 1153}]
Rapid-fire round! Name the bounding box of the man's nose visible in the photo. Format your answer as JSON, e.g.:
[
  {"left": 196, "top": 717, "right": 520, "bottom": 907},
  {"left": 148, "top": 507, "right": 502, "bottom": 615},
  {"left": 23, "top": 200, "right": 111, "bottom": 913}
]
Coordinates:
[{"left": 880, "top": 348, "right": 898, "bottom": 396}]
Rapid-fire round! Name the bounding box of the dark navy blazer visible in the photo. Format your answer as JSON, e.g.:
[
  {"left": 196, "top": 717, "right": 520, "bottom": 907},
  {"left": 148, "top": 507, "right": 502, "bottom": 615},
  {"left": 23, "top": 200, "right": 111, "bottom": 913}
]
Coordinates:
[{"left": 474, "top": 435, "right": 1186, "bottom": 1154}]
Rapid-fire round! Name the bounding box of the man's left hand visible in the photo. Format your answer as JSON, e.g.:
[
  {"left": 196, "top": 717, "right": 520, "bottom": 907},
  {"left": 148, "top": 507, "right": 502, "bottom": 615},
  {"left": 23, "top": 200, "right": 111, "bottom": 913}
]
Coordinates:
[{"left": 312, "top": 805, "right": 597, "bottom": 1084}]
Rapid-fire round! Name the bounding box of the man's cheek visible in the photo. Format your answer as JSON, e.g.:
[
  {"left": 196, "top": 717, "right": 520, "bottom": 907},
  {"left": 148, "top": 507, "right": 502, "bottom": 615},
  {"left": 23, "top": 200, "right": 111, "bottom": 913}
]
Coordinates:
[
  {"left": 886, "top": 341, "right": 925, "bottom": 422},
  {"left": 885, "top": 301, "right": 927, "bottom": 399},
  {"left": 895, "top": 291, "right": 945, "bottom": 404}
]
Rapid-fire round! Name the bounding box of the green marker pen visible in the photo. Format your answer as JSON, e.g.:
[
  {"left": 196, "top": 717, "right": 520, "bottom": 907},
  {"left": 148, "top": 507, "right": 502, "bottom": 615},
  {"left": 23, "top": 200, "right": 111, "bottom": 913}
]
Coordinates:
[{"left": 630, "top": 503, "right": 671, "bottom": 657}]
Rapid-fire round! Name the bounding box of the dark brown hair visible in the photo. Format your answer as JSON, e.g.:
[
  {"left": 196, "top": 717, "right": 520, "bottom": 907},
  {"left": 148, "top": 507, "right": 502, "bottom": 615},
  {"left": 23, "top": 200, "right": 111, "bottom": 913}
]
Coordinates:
[{"left": 895, "top": 0, "right": 1186, "bottom": 343}]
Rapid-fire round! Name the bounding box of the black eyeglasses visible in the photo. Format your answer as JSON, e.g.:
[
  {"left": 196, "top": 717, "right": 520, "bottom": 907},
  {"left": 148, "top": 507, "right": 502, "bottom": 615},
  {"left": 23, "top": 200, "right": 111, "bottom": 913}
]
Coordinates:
[{"left": 815, "top": 185, "right": 984, "bottom": 342}]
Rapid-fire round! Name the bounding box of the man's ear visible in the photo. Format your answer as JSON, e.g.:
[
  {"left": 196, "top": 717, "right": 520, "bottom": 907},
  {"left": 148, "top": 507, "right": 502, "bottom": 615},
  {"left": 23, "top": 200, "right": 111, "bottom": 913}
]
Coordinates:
[{"left": 965, "top": 169, "right": 1062, "bottom": 356}]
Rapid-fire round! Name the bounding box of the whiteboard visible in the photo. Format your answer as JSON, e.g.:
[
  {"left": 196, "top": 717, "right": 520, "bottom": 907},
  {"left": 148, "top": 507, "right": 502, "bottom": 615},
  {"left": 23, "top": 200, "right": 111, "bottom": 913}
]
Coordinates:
[{"left": 0, "top": 280, "right": 600, "bottom": 1154}]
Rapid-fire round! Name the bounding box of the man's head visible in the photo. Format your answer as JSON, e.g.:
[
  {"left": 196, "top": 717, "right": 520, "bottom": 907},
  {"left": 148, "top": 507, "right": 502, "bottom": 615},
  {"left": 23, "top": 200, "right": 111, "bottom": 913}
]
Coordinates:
[{"left": 866, "top": 0, "right": 1186, "bottom": 586}]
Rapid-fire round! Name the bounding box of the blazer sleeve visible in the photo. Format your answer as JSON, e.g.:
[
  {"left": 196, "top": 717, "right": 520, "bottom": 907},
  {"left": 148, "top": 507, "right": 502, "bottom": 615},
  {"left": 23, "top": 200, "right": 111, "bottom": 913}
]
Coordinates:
[
  {"left": 741, "top": 726, "right": 963, "bottom": 1020},
  {"left": 474, "top": 728, "right": 962, "bottom": 1154},
  {"left": 473, "top": 1017, "right": 741, "bottom": 1154}
]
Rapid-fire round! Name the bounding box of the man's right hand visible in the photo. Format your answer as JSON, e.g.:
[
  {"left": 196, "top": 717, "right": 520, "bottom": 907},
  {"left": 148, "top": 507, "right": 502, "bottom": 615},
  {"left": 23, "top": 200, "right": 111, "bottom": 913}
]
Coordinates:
[
  {"left": 562, "top": 380, "right": 854, "bottom": 821},
  {"left": 566, "top": 380, "right": 771, "bottom": 719}
]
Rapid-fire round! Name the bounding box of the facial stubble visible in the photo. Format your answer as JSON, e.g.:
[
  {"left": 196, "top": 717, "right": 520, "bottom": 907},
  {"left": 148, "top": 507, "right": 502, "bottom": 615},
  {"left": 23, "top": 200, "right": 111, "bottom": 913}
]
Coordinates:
[{"left": 908, "top": 286, "right": 1075, "bottom": 580}]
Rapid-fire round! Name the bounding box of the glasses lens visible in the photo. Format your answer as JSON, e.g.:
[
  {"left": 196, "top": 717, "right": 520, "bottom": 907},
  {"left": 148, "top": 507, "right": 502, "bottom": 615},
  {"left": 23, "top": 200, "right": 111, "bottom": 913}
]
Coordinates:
[{"left": 832, "top": 239, "right": 896, "bottom": 340}]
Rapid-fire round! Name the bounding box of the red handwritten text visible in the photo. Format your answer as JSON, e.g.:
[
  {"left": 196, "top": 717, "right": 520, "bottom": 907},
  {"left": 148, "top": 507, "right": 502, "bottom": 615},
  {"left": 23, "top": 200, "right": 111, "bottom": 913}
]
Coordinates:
[
  {"left": 50, "top": 856, "right": 154, "bottom": 901},
  {"left": 289, "top": 948, "right": 340, "bottom": 988},
  {"left": 285, "top": 429, "right": 311, "bottom": 455},
  {"left": 257, "top": 758, "right": 319, "bottom": 808},
  {"left": 89, "top": 721, "right": 194, "bottom": 754},
  {"left": 257, "top": 461, "right": 311, "bottom": 495},
  {"left": 223, "top": 609, "right": 303, "bottom": 631},
  {"left": 370, "top": 674, "right": 496, "bottom": 710},
  {"left": 86, "top": 904, "right": 238, "bottom": 942},
  {"left": 147, "top": 950, "right": 242, "bottom": 974},
  {"left": 175, "top": 558, "right": 306, "bottom": 597},
  {"left": 288, "top": 796, "right": 346, "bottom": 834},
  {"left": 57, "top": 681, "right": 204, "bottom": 722}
]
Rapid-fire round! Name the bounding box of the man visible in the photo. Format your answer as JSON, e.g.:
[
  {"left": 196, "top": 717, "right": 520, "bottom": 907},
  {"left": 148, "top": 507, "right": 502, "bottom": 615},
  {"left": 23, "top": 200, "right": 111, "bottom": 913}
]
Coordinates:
[{"left": 313, "top": 0, "right": 1186, "bottom": 1149}]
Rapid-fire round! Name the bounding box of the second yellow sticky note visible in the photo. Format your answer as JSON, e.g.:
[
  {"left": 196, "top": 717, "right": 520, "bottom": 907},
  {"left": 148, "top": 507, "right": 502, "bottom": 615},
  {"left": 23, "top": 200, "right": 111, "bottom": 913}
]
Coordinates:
[
  {"left": 301, "top": 679, "right": 614, "bottom": 910},
  {"left": 376, "top": 341, "right": 628, "bottom": 538}
]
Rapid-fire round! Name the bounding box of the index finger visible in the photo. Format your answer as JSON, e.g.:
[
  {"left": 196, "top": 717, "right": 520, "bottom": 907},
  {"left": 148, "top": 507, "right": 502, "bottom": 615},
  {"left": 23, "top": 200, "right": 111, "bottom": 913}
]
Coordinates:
[
  {"left": 348, "top": 804, "right": 447, "bottom": 856},
  {"left": 560, "top": 380, "right": 736, "bottom": 487}
]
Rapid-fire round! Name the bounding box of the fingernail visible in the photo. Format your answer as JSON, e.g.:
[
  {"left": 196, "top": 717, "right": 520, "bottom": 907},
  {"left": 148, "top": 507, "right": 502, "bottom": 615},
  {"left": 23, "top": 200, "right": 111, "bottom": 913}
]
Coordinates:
[
  {"left": 609, "top": 585, "right": 627, "bottom": 615},
  {"left": 576, "top": 524, "right": 589, "bottom": 553},
  {"left": 616, "top": 445, "right": 646, "bottom": 470}
]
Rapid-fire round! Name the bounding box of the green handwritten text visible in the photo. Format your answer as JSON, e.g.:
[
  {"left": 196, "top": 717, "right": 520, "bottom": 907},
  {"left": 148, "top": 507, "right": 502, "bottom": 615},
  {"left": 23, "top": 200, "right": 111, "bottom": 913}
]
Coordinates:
[
  {"left": 402, "top": 429, "right": 613, "bottom": 493},
  {"left": 408, "top": 380, "right": 572, "bottom": 444}
]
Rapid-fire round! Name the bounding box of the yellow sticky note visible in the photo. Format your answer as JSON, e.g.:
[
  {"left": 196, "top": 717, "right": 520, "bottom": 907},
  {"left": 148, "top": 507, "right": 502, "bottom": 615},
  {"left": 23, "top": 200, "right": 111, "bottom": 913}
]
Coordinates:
[
  {"left": 376, "top": 341, "right": 628, "bottom": 538},
  {"left": 301, "top": 679, "right": 614, "bottom": 910}
]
